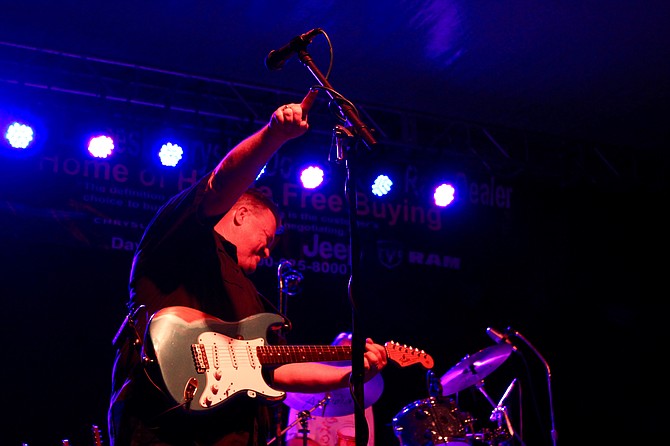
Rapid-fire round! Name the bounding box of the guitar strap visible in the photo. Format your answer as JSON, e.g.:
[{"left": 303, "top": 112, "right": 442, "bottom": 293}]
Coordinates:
[
  {"left": 257, "top": 291, "right": 293, "bottom": 334},
  {"left": 111, "top": 304, "right": 146, "bottom": 350},
  {"left": 110, "top": 296, "right": 289, "bottom": 349}
]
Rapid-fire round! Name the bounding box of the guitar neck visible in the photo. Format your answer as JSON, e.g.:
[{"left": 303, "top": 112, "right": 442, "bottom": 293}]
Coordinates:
[
  {"left": 257, "top": 345, "right": 351, "bottom": 365},
  {"left": 92, "top": 424, "right": 102, "bottom": 446},
  {"left": 256, "top": 341, "right": 434, "bottom": 369}
]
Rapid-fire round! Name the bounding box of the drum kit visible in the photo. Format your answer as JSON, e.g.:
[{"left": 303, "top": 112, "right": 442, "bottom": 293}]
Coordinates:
[
  {"left": 393, "top": 343, "right": 517, "bottom": 446},
  {"left": 276, "top": 343, "right": 516, "bottom": 446}
]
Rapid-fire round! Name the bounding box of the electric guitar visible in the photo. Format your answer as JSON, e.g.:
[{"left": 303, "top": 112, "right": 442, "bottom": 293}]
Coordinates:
[{"left": 143, "top": 306, "right": 434, "bottom": 412}]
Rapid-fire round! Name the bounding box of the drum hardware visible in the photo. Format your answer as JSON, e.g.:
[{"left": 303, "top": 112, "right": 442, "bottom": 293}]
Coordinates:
[
  {"left": 268, "top": 394, "right": 331, "bottom": 445},
  {"left": 283, "top": 373, "right": 383, "bottom": 417},
  {"left": 476, "top": 379, "right": 516, "bottom": 445},
  {"left": 487, "top": 326, "right": 556, "bottom": 446},
  {"left": 426, "top": 370, "right": 442, "bottom": 398}
]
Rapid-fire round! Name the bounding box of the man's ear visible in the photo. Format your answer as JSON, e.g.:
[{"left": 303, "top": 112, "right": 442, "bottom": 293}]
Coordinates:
[{"left": 233, "top": 206, "right": 249, "bottom": 226}]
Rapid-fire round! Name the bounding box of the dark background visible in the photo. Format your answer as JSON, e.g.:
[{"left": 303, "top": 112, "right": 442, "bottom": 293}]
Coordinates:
[{"left": 1, "top": 2, "right": 668, "bottom": 446}]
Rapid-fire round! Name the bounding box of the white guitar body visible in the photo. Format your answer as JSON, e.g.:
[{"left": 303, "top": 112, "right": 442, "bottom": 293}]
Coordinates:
[{"left": 194, "top": 332, "right": 283, "bottom": 408}]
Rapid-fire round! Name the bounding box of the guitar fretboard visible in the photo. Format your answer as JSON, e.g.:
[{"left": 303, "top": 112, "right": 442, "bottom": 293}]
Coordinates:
[{"left": 257, "top": 345, "right": 352, "bottom": 365}]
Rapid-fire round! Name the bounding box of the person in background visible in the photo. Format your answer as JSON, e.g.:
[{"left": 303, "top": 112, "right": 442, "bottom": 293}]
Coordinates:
[
  {"left": 284, "top": 332, "right": 380, "bottom": 446},
  {"left": 107, "top": 89, "right": 388, "bottom": 446}
]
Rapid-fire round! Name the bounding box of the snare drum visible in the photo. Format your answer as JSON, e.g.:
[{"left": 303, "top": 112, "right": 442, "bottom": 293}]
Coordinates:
[
  {"left": 336, "top": 427, "right": 356, "bottom": 446},
  {"left": 286, "top": 439, "right": 319, "bottom": 446},
  {"left": 392, "top": 397, "right": 471, "bottom": 445}
]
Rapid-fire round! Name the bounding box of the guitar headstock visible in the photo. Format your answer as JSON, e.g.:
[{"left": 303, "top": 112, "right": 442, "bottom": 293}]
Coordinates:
[{"left": 385, "top": 341, "right": 434, "bottom": 369}]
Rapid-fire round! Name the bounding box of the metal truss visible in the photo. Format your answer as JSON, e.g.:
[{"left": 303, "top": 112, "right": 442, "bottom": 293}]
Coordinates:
[{"left": 0, "top": 40, "right": 659, "bottom": 190}]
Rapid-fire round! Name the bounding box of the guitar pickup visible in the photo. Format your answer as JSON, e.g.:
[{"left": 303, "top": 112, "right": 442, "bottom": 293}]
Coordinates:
[{"left": 191, "top": 343, "right": 208, "bottom": 373}]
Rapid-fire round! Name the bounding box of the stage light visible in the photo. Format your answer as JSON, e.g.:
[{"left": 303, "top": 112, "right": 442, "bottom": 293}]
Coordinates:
[
  {"left": 87, "top": 135, "right": 115, "bottom": 158},
  {"left": 299, "top": 165, "right": 324, "bottom": 189},
  {"left": 371, "top": 174, "right": 393, "bottom": 197},
  {"left": 158, "top": 142, "right": 183, "bottom": 167},
  {"left": 4, "top": 122, "right": 34, "bottom": 150},
  {"left": 434, "top": 183, "right": 456, "bottom": 207}
]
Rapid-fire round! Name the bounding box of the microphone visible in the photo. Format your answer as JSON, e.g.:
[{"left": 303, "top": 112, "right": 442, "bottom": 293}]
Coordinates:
[
  {"left": 486, "top": 326, "right": 516, "bottom": 350},
  {"left": 277, "top": 260, "right": 293, "bottom": 276},
  {"left": 265, "top": 28, "right": 322, "bottom": 71},
  {"left": 278, "top": 260, "right": 303, "bottom": 296}
]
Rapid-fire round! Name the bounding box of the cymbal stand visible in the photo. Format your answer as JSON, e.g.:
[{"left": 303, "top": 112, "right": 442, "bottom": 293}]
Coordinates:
[
  {"left": 267, "top": 394, "right": 332, "bottom": 446},
  {"left": 476, "top": 380, "right": 518, "bottom": 445},
  {"left": 296, "top": 410, "right": 314, "bottom": 446}
]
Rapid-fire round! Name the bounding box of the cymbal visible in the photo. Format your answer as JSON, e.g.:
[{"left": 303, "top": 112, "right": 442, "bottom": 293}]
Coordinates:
[
  {"left": 284, "top": 373, "right": 384, "bottom": 417},
  {"left": 440, "top": 343, "right": 513, "bottom": 395}
]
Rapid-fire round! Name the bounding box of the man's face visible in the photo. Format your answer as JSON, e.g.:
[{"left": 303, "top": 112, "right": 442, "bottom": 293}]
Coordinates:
[{"left": 235, "top": 207, "right": 277, "bottom": 274}]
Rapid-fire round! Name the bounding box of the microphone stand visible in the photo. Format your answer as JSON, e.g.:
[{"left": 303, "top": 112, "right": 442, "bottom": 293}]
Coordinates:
[
  {"left": 295, "top": 43, "right": 378, "bottom": 446},
  {"left": 297, "top": 48, "right": 377, "bottom": 151},
  {"left": 510, "top": 329, "right": 558, "bottom": 446},
  {"left": 274, "top": 261, "right": 303, "bottom": 446}
]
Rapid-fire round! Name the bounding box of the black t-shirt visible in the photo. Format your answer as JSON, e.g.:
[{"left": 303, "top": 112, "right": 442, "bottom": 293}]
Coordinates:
[{"left": 109, "top": 174, "right": 280, "bottom": 446}]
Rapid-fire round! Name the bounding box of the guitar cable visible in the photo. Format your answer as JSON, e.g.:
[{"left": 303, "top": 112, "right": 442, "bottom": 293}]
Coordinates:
[{"left": 258, "top": 290, "right": 293, "bottom": 333}]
